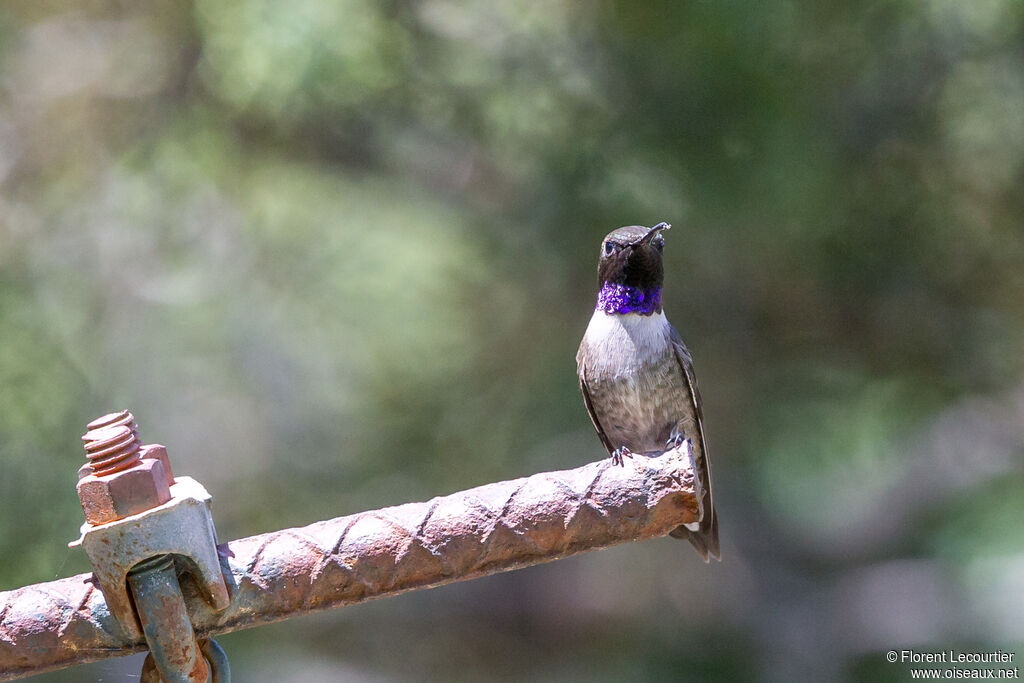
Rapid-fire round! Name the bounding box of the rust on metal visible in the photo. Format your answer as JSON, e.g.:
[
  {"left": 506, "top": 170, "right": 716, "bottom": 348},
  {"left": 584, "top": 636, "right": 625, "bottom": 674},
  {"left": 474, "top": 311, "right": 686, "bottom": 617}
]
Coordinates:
[
  {"left": 0, "top": 445, "right": 698, "bottom": 681},
  {"left": 140, "top": 444, "right": 175, "bottom": 486},
  {"left": 76, "top": 459, "right": 172, "bottom": 525},
  {"left": 69, "top": 411, "right": 229, "bottom": 680},
  {"left": 83, "top": 425, "right": 142, "bottom": 475},
  {"left": 70, "top": 476, "right": 232, "bottom": 642},
  {"left": 140, "top": 639, "right": 228, "bottom": 683},
  {"left": 128, "top": 555, "right": 211, "bottom": 683},
  {"left": 86, "top": 410, "right": 141, "bottom": 437},
  {"left": 76, "top": 413, "right": 172, "bottom": 525}
]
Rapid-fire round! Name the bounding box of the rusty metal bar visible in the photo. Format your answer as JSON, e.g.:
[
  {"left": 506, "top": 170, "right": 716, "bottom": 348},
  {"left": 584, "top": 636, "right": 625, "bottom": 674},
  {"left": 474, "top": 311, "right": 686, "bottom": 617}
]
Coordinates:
[{"left": 0, "top": 449, "right": 698, "bottom": 681}]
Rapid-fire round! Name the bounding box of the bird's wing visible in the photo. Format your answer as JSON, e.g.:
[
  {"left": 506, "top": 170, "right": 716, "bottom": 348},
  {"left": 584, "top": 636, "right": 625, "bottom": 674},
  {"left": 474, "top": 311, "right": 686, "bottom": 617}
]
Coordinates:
[
  {"left": 576, "top": 341, "right": 615, "bottom": 456},
  {"left": 667, "top": 325, "right": 720, "bottom": 561}
]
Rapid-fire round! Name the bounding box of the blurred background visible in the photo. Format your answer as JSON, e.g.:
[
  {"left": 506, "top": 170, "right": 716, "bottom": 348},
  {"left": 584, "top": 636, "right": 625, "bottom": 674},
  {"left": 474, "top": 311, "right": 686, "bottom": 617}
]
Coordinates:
[{"left": 1, "top": 1, "right": 1022, "bottom": 681}]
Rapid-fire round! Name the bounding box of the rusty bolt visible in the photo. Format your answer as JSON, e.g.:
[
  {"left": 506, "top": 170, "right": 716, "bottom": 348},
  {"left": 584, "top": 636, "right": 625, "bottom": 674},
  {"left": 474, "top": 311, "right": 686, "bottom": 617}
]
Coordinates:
[
  {"left": 87, "top": 409, "right": 141, "bottom": 439},
  {"left": 77, "top": 411, "right": 173, "bottom": 526}
]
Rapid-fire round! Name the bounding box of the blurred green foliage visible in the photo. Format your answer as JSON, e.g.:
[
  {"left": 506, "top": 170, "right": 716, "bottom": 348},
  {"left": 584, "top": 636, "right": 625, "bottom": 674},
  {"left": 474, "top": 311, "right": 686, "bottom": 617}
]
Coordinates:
[{"left": 0, "top": 1, "right": 1022, "bottom": 681}]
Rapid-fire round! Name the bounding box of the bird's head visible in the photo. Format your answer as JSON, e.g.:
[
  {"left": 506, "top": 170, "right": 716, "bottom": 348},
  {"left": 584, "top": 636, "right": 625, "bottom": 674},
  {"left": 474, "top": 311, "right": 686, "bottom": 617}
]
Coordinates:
[{"left": 597, "top": 222, "right": 668, "bottom": 290}]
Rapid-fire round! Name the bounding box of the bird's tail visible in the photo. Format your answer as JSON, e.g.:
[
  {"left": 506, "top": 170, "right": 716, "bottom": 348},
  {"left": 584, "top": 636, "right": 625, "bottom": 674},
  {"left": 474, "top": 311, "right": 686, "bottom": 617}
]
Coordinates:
[{"left": 670, "top": 503, "right": 720, "bottom": 562}]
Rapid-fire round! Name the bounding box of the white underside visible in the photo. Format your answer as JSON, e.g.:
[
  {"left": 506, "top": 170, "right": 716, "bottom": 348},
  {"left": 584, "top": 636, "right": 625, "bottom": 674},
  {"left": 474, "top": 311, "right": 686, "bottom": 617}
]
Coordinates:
[{"left": 579, "top": 310, "right": 672, "bottom": 378}]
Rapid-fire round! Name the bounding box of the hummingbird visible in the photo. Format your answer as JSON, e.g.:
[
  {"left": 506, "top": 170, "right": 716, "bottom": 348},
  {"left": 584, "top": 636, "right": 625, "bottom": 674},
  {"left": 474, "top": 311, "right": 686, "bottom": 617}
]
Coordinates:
[{"left": 576, "top": 222, "right": 720, "bottom": 561}]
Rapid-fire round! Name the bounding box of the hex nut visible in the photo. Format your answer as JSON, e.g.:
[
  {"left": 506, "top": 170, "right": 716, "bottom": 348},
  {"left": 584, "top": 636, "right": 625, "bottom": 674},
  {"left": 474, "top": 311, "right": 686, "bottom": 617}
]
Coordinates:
[
  {"left": 76, "top": 458, "right": 172, "bottom": 525},
  {"left": 140, "top": 444, "right": 175, "bottom": 486}
]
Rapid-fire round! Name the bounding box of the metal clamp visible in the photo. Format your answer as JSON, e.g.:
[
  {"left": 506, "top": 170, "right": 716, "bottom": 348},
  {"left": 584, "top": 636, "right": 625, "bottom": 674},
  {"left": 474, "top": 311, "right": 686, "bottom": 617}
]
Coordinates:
[
  {"left": 70, "top": 477, "right": 231, "bottom": 640},
  {"left": 70, "top": 411, "right": 232, "bottom": 682}
]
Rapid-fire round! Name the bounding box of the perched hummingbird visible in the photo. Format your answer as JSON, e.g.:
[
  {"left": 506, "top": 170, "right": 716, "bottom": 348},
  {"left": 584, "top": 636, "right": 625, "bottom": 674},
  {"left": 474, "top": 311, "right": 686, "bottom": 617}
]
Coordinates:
[{"left": 576, "top": 222, "right": 720, "bottom": 561}]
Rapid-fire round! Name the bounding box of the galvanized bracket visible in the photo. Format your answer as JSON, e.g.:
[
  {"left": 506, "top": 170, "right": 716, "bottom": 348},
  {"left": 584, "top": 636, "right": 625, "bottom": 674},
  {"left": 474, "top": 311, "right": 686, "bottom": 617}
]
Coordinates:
[{"left": 69, "top": 477, "right": 231, "bottom": 641}]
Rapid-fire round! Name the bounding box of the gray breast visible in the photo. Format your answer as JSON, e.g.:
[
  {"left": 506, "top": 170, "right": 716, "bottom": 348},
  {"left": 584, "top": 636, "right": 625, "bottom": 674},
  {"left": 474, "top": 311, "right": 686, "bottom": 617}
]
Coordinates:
[
  {"left": 586, "top": 350, "right": 695, "bottom": 453},
  {"left": 579, "top": 312, "right": 699, "bottom": 455}
]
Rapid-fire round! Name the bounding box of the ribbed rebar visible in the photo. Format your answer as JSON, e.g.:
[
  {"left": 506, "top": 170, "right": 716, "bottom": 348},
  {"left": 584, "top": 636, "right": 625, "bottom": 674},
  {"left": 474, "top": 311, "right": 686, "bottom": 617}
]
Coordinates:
[{"left": 0, "top": 448, "right": 698, "bottom": 681}]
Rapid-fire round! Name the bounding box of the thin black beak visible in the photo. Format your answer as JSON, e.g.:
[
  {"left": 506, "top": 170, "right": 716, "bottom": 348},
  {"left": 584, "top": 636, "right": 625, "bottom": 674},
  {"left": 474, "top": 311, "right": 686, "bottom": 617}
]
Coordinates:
[{"left": 635, "top": 222, "right": 670, "bottom": 246}]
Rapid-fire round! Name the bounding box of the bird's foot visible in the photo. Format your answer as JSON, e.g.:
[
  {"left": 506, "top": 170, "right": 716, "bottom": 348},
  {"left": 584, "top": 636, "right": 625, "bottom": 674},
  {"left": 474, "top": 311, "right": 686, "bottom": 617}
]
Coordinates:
[{"left": 611, "top": 446, "right": 633, "bottom": 467}]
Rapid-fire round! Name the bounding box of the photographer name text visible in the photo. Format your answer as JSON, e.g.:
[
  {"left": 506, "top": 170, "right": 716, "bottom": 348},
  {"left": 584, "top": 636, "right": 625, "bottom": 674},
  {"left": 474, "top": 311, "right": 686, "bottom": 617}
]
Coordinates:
[{"left": 900, "top": 651, "right": 1016, "bottom": 665}]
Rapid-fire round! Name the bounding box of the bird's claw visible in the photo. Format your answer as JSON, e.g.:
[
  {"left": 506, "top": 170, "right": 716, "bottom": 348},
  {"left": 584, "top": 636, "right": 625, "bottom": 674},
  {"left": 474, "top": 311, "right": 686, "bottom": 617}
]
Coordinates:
[{"left": 611, "top": 446, "right": 633, "bottom": 467}]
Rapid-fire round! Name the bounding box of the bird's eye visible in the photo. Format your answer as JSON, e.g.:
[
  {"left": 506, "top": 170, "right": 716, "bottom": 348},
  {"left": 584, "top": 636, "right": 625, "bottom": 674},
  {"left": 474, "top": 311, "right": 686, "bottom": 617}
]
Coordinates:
[{"left": 604, "top": 241, "right": 617, "bottom": 255}]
